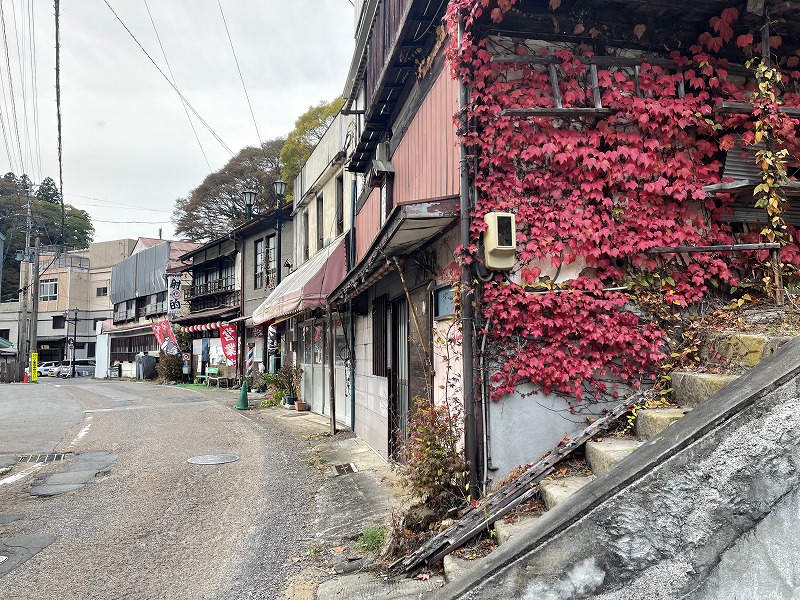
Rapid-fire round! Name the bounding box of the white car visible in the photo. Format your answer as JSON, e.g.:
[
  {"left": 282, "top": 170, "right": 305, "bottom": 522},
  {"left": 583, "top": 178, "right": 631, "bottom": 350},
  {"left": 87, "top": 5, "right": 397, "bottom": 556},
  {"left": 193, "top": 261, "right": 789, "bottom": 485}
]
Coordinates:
[{"left": 37, "top": 361, "right": 60, "bottom": 377}]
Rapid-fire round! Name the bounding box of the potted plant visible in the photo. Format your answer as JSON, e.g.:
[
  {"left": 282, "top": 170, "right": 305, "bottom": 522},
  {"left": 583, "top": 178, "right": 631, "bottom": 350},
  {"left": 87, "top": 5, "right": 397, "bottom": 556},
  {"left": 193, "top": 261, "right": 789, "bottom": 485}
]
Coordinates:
[
  {"left": 259, "top": 372, "right": 286, "bottom": 403},
  {"left": 291, "top": 365, "right": 306, "bottom": 411},
  {"left": 278, "top": 360, "right": 298, "bottom": 407}
]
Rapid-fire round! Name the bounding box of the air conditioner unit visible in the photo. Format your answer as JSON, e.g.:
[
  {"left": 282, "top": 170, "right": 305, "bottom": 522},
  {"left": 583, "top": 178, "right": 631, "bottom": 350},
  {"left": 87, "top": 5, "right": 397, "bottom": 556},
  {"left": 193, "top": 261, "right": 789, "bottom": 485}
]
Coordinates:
[
  {"left": 483, "top": 212, "right": 516, "bottom": 270},
  {"left": 367, "top": 141, "right": 394, "bottom": 187}
]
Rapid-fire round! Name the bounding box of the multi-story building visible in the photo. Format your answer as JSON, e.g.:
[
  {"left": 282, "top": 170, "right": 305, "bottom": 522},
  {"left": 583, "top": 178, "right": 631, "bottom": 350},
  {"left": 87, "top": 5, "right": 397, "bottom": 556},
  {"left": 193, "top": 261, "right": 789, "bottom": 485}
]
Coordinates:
[{"left": 104, "top": 238, "right": 199, "bottom": 377}]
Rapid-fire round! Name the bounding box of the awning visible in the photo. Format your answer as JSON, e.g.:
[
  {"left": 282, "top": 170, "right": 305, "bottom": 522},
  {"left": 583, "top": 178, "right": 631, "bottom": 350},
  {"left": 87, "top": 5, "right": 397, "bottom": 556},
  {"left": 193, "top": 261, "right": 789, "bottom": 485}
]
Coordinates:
[
  {"left": 329, "top": 199, "right": 459, "bottom": 303},
  {"left": 253, "top": 233, "right": 348, "bottom": 325},
  {"left": 0, "top": 337, "right": 12, "bottom": 349},
  {"left": 171, "top": 306, "right": 239, "bottom": 326}
]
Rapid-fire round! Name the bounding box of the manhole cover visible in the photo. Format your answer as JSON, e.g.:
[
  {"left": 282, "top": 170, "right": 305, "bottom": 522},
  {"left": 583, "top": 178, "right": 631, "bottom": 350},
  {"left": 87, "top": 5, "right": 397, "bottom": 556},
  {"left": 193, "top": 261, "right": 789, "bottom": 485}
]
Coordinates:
[
  {"left": 187, "top": 454, "right": 239, "bottom": 465},
  {"left": 330, "top": 463, "right": 358, "bottom": 476}
]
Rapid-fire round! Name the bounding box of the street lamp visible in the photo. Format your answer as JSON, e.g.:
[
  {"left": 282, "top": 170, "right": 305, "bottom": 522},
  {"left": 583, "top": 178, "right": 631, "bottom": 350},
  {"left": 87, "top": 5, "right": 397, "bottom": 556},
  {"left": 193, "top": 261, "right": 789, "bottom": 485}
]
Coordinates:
[
  {"left": 272, "top": 180, "right": 286, "bottom": 285},
  {"left": 241, "top": 189, "right": 257, "bottom": 219}
]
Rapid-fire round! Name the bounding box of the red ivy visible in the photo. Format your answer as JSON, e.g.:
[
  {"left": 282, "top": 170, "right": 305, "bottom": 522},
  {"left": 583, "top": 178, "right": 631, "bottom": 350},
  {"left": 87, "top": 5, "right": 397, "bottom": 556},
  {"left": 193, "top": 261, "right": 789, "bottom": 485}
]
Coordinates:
[{"left": 445, "top": 1, "right": 800, "bottom": 402}]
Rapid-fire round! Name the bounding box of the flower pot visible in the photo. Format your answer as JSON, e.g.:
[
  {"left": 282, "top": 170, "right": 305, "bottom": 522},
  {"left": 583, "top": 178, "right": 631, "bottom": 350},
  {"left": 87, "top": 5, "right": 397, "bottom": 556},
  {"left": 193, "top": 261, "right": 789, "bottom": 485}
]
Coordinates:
[
  {"left": 285, "top": 395, "right": 297, "bottom": 406},
  {"left": 295, "top": 401, "right": 308, "bottom": 411}
]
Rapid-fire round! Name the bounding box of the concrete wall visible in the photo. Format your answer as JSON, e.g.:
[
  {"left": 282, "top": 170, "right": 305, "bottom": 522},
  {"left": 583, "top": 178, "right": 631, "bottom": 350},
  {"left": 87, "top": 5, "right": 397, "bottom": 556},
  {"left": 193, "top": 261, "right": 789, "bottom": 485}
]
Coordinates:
[
  {"left": 441, "top": 337, "right": 800, "bottom": 599},
  {"left": 353, "top": 308, "right": 390, "bottom": 459}
]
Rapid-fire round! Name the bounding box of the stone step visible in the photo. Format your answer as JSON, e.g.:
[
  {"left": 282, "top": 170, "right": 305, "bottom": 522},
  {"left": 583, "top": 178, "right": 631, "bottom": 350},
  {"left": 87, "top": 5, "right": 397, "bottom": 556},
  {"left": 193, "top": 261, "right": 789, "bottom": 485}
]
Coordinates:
[
  {"left": 702, "top": 332, "right": 793, "bottom": 369},
  {"left": 670, "top": 371, "right": 739, "bottom": 407},
  {"left": 585, "top": 438, "right": 642, "bottom": 475},
  {"left": 540, "top": 476, "right": 594, "bottom": 510},
  {"left": 636, "top": 407, "right": 692, "bottom": 441}
]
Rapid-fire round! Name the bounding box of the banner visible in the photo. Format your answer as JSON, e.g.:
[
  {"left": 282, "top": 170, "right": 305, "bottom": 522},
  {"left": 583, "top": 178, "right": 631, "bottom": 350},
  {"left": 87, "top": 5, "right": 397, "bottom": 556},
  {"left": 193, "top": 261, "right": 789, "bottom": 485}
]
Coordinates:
[
  {"left": 219, "top": 324, "right": 238, "bottom": 368},
  {"left": 151, "top": 320, "right": 179, "bottom": 355},
  {"left": 167, "top": 274, "right": 182, "bottom": 318}
]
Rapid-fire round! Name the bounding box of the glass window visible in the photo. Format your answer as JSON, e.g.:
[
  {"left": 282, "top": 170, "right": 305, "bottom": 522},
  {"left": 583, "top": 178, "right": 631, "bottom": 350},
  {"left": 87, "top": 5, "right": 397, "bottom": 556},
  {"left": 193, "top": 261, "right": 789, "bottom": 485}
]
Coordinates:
[
  {"left": 302, "top": 324, "right": 313, "bottom": 365},
  {"left": 40, "top": 279, "right": 57, "bottom": 301},
  {"left": 335, "top": 176, "right": 344, "bottom": 236},
  {"left": 52, "top": 315, "right": 65, "bottom": 329},
  {"left": 316, "top": 194, "right": 324, "bottom": 250},
  {"left": 302, "top": 210, "right": 309, "bottom": 262},
  {"left": 254, "top": 238, "right": 264, "bottom": 289},
  {"left": 313, "top": 323, "right": 325, "bottom": 365},
  {"left": 96, "top": 286, "right": 108, "bottom": 297},
  {"left": 266, "top": 235, "right": 277, "bottom": 289},
  {"left": 434, "top": 286, "right": 456, "bottom": 319}
]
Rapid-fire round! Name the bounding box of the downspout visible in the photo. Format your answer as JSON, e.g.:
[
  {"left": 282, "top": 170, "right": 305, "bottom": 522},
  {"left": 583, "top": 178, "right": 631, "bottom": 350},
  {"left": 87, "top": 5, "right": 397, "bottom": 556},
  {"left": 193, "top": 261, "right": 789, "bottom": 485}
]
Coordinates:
[
  {"left": 239, "top": 237, "right": 246, "bottom": 381},
  {"left": 458, "top": 14, "right": 479, "bottom": 499},
  {"left": 348, "top": 177, "right": 357, "bottom": 432}
]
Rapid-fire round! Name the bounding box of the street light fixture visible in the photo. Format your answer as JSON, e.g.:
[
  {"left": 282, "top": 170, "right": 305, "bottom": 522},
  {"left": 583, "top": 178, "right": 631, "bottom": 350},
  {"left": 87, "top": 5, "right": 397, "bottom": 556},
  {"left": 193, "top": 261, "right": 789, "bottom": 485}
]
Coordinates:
[
  {"left": 241, "top": 189, "right": 257, "bottom": 219},
  {"left": 272, "top": 179, "right": 286, "bottom": 201}
]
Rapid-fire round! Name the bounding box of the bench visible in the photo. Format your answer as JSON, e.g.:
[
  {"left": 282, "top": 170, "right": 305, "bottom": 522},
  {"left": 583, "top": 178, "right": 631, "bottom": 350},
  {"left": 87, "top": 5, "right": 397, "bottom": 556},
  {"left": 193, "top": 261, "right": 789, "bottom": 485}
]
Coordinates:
[{"left": 206, "top": 367, "right": 228, "bottom": 388}]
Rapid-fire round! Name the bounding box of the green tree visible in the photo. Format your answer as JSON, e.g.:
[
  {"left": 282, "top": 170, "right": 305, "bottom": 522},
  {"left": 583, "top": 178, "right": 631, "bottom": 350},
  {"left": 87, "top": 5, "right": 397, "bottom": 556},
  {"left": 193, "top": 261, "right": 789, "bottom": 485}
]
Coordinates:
[
  {"left": 172, "top": 137, "right": 284, "bottom": 242},
  {"left": 280, "top": 98, "right": 344, "bottom": 199},
  {"left": 0, "top": 174, "right": 94, "bottom": 300}
]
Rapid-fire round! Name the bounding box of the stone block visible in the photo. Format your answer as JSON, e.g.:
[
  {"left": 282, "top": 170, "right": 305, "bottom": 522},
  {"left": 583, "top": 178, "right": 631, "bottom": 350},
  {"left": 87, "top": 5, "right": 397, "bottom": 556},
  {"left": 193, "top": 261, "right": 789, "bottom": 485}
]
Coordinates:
[
  {"left": 540, "top": 476, "right": 595, "bottom": 510},
  {"left": 670, "top": 371, "right": 739, "bottom": 407},
  {"left": 585, "top": 438, "right": 641, "bottom": 475},
  {"left": 703, "top": 333, "right": 793, "bottom": 369},
  {"left": 636, "top": 408, "right": 691, "bottom": 441},
  {"left": 493, "top": 514, "right": 540, "bottom": 546}
]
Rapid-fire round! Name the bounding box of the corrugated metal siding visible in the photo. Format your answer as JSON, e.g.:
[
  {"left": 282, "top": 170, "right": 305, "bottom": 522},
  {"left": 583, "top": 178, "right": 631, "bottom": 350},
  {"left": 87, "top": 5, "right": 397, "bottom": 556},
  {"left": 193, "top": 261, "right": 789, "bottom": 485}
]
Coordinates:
[
  {"left": 356, "top": 187, "right": 382, "bottom": 261},
  {"left": 392, "top": 69, "right": 459, "bottom": 204}
]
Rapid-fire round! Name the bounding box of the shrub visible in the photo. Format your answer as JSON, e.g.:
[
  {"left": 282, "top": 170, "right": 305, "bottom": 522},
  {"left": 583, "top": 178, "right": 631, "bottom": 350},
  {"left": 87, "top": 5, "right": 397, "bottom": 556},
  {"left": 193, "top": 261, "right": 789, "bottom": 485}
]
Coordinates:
[
  {"left": 156, "top": 351, "right": 183, "bottom": 383},
  {"left": 356, "top": 525, "right": 386, "bottom": 552}
]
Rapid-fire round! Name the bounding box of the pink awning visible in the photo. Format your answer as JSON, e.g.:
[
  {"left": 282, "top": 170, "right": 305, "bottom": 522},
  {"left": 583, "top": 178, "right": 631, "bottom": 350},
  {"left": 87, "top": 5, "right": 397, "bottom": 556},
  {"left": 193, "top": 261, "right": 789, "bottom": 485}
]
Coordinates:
[{"left": 253, "top": 234, "right": 348, "bottom": 325}]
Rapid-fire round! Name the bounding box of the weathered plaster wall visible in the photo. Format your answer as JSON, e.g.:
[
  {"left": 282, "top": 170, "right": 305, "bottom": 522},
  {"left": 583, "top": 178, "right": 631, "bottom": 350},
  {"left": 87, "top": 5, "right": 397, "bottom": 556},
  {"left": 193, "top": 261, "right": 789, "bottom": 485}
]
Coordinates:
[{"left": 435, "top": 338, "right": 800, "bottom": 599}]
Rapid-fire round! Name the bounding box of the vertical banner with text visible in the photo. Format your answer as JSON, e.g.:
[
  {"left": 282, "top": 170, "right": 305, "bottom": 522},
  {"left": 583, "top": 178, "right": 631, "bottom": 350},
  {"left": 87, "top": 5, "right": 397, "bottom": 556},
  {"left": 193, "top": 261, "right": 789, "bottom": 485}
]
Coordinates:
[
  {"left": 151, "top": 320, "right": 179, "bottom": 355},
  {"left": 167, "top": 274, "right": 182, "bottom": 318},
  {"left": 219, "top": 324, "right": 238, "bottom": 368}
]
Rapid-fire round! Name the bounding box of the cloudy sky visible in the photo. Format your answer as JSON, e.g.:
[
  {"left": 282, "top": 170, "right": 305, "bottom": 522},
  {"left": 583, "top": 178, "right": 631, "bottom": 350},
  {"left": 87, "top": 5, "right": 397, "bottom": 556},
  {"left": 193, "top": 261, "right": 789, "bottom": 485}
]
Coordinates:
[{"left": 9, "top": 0, "right": 355, "bottom": 243}]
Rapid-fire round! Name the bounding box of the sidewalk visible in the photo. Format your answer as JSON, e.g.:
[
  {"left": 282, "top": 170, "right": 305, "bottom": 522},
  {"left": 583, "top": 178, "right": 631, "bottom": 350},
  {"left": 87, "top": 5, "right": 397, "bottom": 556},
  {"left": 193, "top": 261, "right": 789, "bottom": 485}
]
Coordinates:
[{"left": 231, "top": 390, "right": 446, "bottom": 599}]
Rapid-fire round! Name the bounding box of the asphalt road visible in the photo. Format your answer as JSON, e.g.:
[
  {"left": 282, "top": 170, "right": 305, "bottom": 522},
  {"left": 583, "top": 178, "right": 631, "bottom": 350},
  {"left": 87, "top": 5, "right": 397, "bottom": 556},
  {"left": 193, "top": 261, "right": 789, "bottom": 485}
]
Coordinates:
[{"left": 0, "top": 379, "right": 317, "bottom": 599}]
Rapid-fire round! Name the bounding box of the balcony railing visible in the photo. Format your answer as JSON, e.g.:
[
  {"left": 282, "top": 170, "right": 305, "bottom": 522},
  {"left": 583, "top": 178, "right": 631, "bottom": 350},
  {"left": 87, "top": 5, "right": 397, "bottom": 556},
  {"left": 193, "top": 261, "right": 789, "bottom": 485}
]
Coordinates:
[
  {"left": 185, "top": 276, "right": 237, "bottom": 300},
  {"left": 145, "top": 301, "right": 166, "bottom": 315}
]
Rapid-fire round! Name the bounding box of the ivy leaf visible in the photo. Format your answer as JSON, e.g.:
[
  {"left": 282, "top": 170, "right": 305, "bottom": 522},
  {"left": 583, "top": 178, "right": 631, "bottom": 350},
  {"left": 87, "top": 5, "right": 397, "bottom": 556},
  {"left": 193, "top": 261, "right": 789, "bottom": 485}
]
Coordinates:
[
  {"left": 633, "top": 24, "right": 646, "bottom": 40},
  {"left": 549, "top": 0, "right": 561, "bottom": 9},
  {"left": 736, "top": 33, "right": 753, "bottom": 48}
]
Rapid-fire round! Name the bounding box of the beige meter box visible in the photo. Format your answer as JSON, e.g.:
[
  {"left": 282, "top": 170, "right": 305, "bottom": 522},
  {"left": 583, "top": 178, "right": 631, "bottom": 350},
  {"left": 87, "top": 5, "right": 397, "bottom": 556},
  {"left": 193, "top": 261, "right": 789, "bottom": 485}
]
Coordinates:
[{"left": 483, "top": 211, "right": 516, "bottom": 270}]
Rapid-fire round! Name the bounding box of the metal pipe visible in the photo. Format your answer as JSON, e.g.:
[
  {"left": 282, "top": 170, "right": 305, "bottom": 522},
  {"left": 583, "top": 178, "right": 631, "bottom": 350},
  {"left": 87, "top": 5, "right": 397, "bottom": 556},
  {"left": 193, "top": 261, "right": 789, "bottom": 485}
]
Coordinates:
[
  {"left": 327, "top": 305, "right": 337, "bottom": 434},
  {"left": 458, "top": 14, "right": 479, "bottom": 499},
  {"left": 349, "top": 178, "right": 357, "bottom": 432}
]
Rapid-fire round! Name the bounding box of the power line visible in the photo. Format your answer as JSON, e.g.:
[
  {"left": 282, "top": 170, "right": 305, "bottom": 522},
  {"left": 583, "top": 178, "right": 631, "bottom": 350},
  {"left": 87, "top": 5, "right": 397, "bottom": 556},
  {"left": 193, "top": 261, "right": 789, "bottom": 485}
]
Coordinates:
[
  {"left": 102, "top": 0, "right": 234, "bottom": 157},
  {"left": 0, "top": 1, "right": 25, "bottom": 177},
  {"left": 217, "top": 0, "right": 261, "bottom": 145},
  {"left": 143, "top": 0, "right": 212, "bottom": 172},
  {"left": 10, "top": 0, "right": 34, "bottom": 182},
  {"left": 28, "top": 0, "right": 43, "bottom": 182}
]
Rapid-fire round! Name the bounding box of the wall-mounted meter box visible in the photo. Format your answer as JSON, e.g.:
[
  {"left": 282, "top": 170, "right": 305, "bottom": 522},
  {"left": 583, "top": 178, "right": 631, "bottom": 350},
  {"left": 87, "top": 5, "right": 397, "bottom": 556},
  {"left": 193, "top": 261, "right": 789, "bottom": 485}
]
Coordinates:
[{"left": 483, "top": 212, "right": 516, "bottom": 270}]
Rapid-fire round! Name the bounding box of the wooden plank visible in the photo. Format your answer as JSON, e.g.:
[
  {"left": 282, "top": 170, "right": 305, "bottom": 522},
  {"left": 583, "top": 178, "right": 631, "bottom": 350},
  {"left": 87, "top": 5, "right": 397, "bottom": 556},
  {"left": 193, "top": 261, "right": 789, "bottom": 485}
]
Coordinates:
[
  {"left": 503, "top": 107, "right": 612, "bottom": 117},
  {"left": 549, "top": 63, "right": 562, "bottom": 109},
  {"left": 590, "top": 63, "right": 602, "bottom": 109}
]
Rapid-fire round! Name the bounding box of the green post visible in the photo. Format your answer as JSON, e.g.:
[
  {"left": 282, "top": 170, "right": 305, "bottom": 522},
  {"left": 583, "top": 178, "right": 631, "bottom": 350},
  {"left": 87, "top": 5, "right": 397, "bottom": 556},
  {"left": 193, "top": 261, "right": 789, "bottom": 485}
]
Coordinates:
[{"left": 235, "top": 379, "right": 249, "bottom": 410}]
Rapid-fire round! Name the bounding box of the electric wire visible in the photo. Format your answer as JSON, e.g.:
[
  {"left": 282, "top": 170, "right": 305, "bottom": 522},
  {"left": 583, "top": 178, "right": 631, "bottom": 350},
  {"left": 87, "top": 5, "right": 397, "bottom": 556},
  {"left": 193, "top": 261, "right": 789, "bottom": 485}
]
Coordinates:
[
  {"left": 27, "top": 0, "right": 43, "bottom": 182},
  {"left": 102, "top": 0, "right": 234, "bottom": 157},
  {"left": 143, "top": 0, "right": 212, "bottom": 172},
  {"left": 0, "top": 0, "right": 25, "bottom": 178},
  {"left": 10, "top": 0, "right": 33, "bottom": 182},
  {"left": 217, "top": 0, "right": 261, "bottom": 145},
  {"left": 63, "top": 192, "right": 172, "bottom": 213}
]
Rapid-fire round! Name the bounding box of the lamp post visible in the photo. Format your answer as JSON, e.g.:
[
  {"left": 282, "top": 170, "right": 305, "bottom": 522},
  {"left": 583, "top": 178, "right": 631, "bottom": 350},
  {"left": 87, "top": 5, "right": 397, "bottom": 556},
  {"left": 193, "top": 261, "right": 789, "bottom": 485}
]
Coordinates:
[
  {"left": 272, "top": 179, "right": 286, "bottom": 286},
  {"left": 242, "top": 189, "right": 257, "bottom": 220}
]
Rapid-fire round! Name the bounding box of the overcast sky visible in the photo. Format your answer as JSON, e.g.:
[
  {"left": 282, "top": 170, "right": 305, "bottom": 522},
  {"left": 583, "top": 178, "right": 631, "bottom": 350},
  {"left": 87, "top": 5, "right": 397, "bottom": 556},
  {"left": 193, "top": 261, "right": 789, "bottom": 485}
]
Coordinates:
[{"left": 9, "top": 0, "right": 355, "bottom": 243}]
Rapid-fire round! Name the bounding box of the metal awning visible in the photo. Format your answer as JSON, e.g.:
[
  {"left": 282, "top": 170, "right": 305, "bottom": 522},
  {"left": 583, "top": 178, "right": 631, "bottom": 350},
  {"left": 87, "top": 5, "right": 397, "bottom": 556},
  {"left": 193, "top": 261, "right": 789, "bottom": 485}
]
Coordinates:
[
  {"left": 253, "top": 233, "right": 348, "bottom": 326},
  {"left": 329, "top": 198, "right": 459, "bottom": 303}
]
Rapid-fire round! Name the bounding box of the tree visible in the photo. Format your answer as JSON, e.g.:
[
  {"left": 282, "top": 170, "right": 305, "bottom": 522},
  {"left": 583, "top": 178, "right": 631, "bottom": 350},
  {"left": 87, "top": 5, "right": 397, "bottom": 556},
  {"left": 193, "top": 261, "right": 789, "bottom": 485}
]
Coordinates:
[
  {"left": 0, "top": 174, "right": 94, "bottom": 300},
  {"left": 280, "top": 98, "right": 344, "bottom": 199},
  {"left": 172, "top": 137, "right": 285, "bottom": 242}
]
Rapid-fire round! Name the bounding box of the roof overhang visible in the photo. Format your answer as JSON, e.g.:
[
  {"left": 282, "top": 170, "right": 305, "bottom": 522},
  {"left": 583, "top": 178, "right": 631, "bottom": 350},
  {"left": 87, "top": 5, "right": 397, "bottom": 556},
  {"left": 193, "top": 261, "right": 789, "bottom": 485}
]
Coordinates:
[{"left": 329, "top": 198, "right": 459, "bottom": 303}]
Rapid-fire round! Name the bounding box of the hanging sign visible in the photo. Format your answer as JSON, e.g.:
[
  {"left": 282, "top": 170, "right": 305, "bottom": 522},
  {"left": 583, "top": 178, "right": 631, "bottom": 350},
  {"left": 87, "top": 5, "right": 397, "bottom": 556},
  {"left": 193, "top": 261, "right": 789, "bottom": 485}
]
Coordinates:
[
  {"left": 167, "top": 274, "right": 182, "bottom": 318},
  {"left": 219, "top": 324, "right": 238, "bottom": 368}
]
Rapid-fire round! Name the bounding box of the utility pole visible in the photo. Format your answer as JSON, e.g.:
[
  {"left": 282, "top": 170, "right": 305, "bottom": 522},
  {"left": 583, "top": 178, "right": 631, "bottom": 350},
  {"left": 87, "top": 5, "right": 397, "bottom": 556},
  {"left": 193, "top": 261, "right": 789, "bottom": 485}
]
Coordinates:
[
  {"left": 29, "top": 237, "right": 40, "bottom": 381},
  {"left": 17, "top": 186, "right": 33, "bottom": 379}
]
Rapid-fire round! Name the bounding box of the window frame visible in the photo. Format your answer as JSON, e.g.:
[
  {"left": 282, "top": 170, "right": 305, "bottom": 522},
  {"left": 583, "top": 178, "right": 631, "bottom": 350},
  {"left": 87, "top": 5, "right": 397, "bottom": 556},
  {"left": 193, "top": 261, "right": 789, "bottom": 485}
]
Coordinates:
[{"left": 40, "top": 278, "right": 58, "bottom": 302}]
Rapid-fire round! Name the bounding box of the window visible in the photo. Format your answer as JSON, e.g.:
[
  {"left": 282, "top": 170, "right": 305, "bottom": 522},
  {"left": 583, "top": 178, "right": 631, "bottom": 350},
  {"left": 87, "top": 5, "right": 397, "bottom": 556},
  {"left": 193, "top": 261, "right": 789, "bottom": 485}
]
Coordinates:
[
  {"left": 88, "top": 342, "right": 96, "bottom": 358},
  {"left": 302, "top": 210, "right": 310, "bottom": 262},
  {"left": 335, "top": 176, "right": 344, "bottom": 236},
  {"left": 372, "top": 294, "right": 387, "bottom": 377},
  {"left": 266, "top": 234, "right": 277, "bottom": 289},
  {"left": 52, "top": 315, "right": 66, "bottom": 329},
  {"left": 96, "top": 286, "right": 108, "bottom": 297},
  {"left": 254, "top": 238, "right": 264, "bottom": 289},
  {"left": 316, "top": 194, "right": 324, "bottom": 249},
  {"left": 0, "top": 328, "right": 9, "bottom": 341},
  {"left": 434, "top": 286, "right": 456, "bottom": 319},
  {"left": 40, "top": 279, "right": 57, "bottom": 301}
]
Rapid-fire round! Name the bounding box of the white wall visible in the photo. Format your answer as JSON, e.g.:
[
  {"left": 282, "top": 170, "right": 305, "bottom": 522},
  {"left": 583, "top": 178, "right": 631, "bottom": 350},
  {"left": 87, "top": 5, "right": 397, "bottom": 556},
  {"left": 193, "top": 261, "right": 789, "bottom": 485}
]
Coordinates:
[{"left": 353, "top": 310, "right": 390, "bottom": 459}]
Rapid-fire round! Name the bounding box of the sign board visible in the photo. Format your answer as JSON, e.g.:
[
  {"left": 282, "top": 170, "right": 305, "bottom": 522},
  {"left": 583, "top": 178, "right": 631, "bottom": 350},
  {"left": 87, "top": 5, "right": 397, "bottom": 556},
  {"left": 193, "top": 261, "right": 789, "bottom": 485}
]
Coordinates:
[
  {"left": 167, "top": 274, "right": 182, "bottom": 318},
  {"left": 30, "top": 352, "right": 38, "bottom": 382}
]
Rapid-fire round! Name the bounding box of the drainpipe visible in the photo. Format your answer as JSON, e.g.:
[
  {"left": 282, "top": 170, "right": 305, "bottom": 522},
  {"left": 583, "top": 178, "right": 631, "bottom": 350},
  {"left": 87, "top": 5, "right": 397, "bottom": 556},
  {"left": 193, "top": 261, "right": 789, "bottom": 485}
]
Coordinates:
[
  {"left": 349, "top": 177, "right": 357, "bottom": 432},
  {"left": 458, "top": 15, "right": 479, "bottom": 499}
]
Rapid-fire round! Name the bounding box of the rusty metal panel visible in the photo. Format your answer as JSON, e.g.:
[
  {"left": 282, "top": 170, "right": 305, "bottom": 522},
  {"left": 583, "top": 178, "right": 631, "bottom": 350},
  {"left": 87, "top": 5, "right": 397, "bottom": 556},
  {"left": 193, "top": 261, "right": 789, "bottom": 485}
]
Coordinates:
[
  {"left": 356, "top": 187, "right": 382, "bottom": 262},
  {"left": 392, "top": 69, "right": 459, "bottom": 204}
]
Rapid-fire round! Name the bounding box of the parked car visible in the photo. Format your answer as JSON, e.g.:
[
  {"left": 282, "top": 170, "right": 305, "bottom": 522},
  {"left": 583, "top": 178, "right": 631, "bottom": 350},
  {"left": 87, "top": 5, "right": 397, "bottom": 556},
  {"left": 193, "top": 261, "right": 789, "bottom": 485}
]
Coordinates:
[
  {"left": 48, "top": 363, "right": 63, "bottom": 376},
  {"left": 58, "top": 359, "right": 96, "bottom": 378},
  {"left": 37, "top": 361, "right": 60, "bottom": 377}
]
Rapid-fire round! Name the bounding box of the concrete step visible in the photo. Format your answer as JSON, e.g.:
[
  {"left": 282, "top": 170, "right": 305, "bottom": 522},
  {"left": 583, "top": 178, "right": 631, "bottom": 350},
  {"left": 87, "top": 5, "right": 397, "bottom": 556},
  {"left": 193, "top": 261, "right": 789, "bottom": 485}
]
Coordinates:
[
  {"left": 636, "top": 407, "right": 692, "bottom": 441},
  {"left": 585, "top": 438, "right": 642, "bottom": 475},
  {"left": 494, "top": 514, "right": 540, "bottom": 546},
  {"left": 670, "top": 371, "right": 740, "bottom": 407},
  {"left": 540, "top": 476, "right": 595, "bottom": 510},
  {"left": 702, "top": 332, "right": 793, "bottom": 369}
]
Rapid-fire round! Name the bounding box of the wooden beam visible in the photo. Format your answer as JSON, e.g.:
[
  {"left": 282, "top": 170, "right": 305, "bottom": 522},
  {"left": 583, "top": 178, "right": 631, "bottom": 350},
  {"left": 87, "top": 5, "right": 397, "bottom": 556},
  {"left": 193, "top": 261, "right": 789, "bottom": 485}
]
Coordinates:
[
  {"left": 503, "top": 107, "right": 612, "bottom": 117},
  {"left": 647, "top": 243, "right": 780, "bottom": 253}
]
